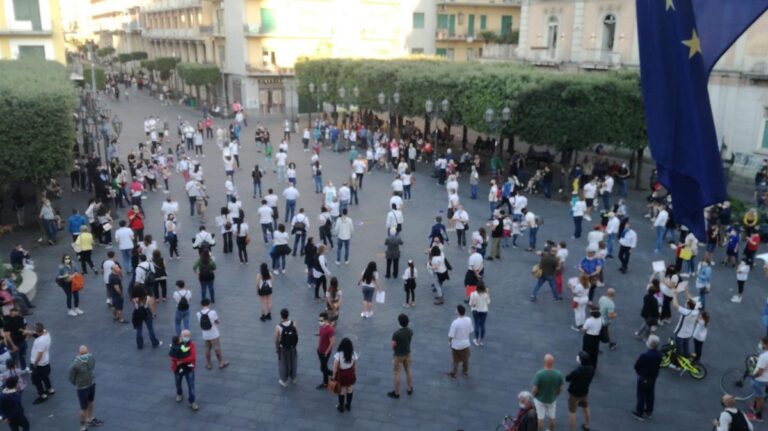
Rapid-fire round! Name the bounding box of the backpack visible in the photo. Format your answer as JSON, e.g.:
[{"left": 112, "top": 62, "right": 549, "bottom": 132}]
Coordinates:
[
  {"left": 726, "top": 409, "right": 750, "bottom": 431},
  {"left": 279, "top": 322, "right": 298, "bottom": 349},
  {"left": 199, "top": 310, "right": 213, "bottom": 331},
  {"left": 177, "top": 292, "right": 189, "bottom": 311},
  {"left": 535, "top": 215, "right": 544, "bottom": 226},
  {"left": 138, "top": 264, "right": 155, "bottom": 286},
  {"left": 258, "top": 280, "right": 272, "bottom": 296}
]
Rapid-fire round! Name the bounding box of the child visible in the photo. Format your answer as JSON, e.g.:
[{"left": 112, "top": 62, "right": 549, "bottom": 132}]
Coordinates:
[
  {"left": 0, "top": 359, "right": 25, "bottom": 392},
  {"left": 724, "top": 227, "right": 739, "bottom": 267},
  {"left": 511, "top": 219, "right": 521, "bottom": 248},
  {"left": 402, "top": 260, "right": 417, "bottom": 308},
  {"left": 502, "top": 214, "right": 512, "bottom": 248},
  {"left": 692, "top": 311, "right": 709, "bottom": 363},
  {"left": 732, "top": 259, "right": 750, "bottom": 303}
]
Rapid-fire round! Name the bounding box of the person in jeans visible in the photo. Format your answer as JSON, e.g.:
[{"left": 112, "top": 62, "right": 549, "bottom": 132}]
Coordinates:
[
  {"left": 565, "top": 351, "right": 595, "bottom": 431},
  {"left": 173, "top": 280, "right": 192, "bottom": 335},
  {"left": 29, "top": 323, "right": 54, "bottom": 405},
  {"left": 275, "top": 308, "right": 298, "bottom": 387},
  {"left": 3, "top": 308, "right": 28, "bottom": 372},
  {"left": 530, "top": 247, "right": 562, "bottom": 302},
  {"left": 388, "top": 313, "right": 414, "bottom": 399},
  {"left": 447, "top": 305, "right": 473, "bottom": 379},
  {"left": 632, "top": 335, "right": 663, "bottom": 421},
  {"left": 531, "top": 354, "right": 564, "bottom": 431},
  {"left": 133, "top": 296, "right": 161, "bottom": 350},
  {"left": 193, "top": 250, "right": 217, "bottom": 303},
  {"left": 291, "top": 208, "right": 310, "bottom": 257},
  {"left": 170, "top": 330, "right": 198, "bottom": 411},
  {"left": 469, "top": 281, "right": 490, "bottom": 346},
  {"left": 316, "top": 312, "right": 335, "bottom": 389},
  {"left": 68, "top": 345, "right": 103, "bottom": 431},
  {"left": 0, "top": 376, "right": 29, "bottom": 431},
  {"left": 334, "top": 209, "right": 354, "bottom": 264}
]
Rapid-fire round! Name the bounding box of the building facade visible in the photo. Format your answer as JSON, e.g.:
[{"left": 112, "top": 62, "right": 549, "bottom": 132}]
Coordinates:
[
  {"left": 516, "top": 0, "right": 768, "bottom": 169},
  {"left": 434, "top": 0, "right": 520, "bottom": 62},
  {"left": 0, "top": 0, "right": 65, "bottom": 62},
  {"left": 89, "top": 0, "right": 144, "bottom": 54}
]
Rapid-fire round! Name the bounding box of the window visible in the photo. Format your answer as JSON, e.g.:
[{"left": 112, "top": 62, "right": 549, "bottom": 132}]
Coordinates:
[
  {"left": 13, "top": 0, "right": 42, "bottom": 31},
  {"left": 411, "top": 48, "right": 424, "bottom": 54},
  {"left": 547, "top": 16, "right": 559, "bottom": 58},
  {"left": 479, "top": 15, "right": 487, "bottom": 30},
  {"left": 18, "top": 45, "right": 46, "bottom": 60},
  {"left": 761, "top": 110, "right": 768, "bottom": 150},
  {"left": 602, "top": 14, "right": 617, "bottom": 51},
  {"left": 468, "top": 14, "right": 475, "bottom": 37},
  {"left": 501, "top": 16, "right": 513, "bottom": 36},
  {"left": 466, "top": 48, "right": 473, "bottom": 62},
  {"left": 436, "top": 48, "right": 448, "bottom": 57},
  {"left": 412, "top": 12, "right": 425, "bottom": 29},
  {"left": 437, "top": 14, "right": 449, "bottom": 29},
  {"left": 260, "top": 8, "right": 276, "bottom": 33}
]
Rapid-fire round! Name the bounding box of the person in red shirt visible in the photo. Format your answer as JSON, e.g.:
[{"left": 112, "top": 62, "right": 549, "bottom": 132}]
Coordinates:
[
  {"left": 745, "top": 232, "right": 761, "bottom": 267},
  {"left": 170, "top": 330, "right": 198, "bottom": 411},
  {"left": 316, "top": 312, "right": 336, "bottom": 389},
  {"left": 127, "top": 206, "right": 145, "bottom": 242}
]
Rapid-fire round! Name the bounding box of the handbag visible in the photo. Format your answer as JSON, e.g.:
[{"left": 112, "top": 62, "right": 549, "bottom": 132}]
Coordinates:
[
  {"left": 680, "top": 247, "right": 693, "bottom": 260},
  {"left": 531, "top": 264, "right": 543, "bottom": 278},
  {"left": 327, "top": 378, "right": 342, "bottom": 394},
  {"left": 70, "top": 273, "right": 85, "bottom": 292},
  {"left": 465, "top": 285, "right": 477, "bottom": 298},
  {"left": 71, "top": 241, "right": 82, "bottom": 253}
]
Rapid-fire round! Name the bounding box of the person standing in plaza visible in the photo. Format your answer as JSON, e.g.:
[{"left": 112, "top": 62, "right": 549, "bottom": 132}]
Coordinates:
[
  {"left": 523, "top": 208, "right": 541, "bottom": 251},
  {"left": 388, "top": 313, "right": 414, "bottom": 399},
  {"left": 315, "top": 311, "right": 335, "bottom": 390},
  {"left": 469, "top": 280, "right": 490, "bottom": 346},
  {"left": 713, "top": 394, "right": 753, "bottom": 431},
  {"left": 4, "top": 308, "right": 29, "bottom": 373},
  {"left": 197, "top": 299, "right": 229, "bottom": 370},
  {"left": 114, "top": 221, "right": 135, "bottom": 273},
  {"left": 68, "top": 345, "right": 103, "bottom": 431},
  {"left": 0, "top": 375, "right": 29, "bottom": 431},
  {"left": 571, "top": 194, "right": 586, "bottom": 239},
  {"left": 107, "top": 265, "right": 127, "bottom": 324},
  {"left": 29, "top": 323, "right": 54, "bottom": 405},
  {"left": 332, "top": 337, "right": 358, "bottom": 412},
  {"left": 635, "top": 280, "right": 660, "bottom": 341},
  {"left": 282, "top": 183, "right": 300, "bottom": 223},
  {"left": 531, "top": 247, "right": 562, "bottom": 302},
  {"left": 605, "top": 212, "right": 620, "bottom": 258},
  {"left": 193, "top": 250, "right": 216, "bottom": 303},
  {"left": 581, "top": 309, "right": 603, "bottom": 370},
  {"left": 447, "top": 304, "right": 473, "bottom": 379},
  {"left": 632, "top": 335, "right": 663, "bottom": 421},
  {"left": 334, "top": 209, "right": 354, "bottom": 265},
  {"left": 403, "top": 260, "right": 417, "bottom": 308},
  {"left": 256, "top": 263, "right": 273, "bottom": 321},
  {"left": 132, "top": 294, "right": 161, "bottom": 350},
  {"left": 618, "top": 222, "right": 637, "bottom": 274},
  {"left": 170, "top": 330, "right": 198, "bottom": 411},
  {"left": 173, "top": 280, "right": 191, "bottom": 335},
  {"left": 291, "top": 208, "right": 309, "bottom": 257},
  {"left": 275, "top": 308, "right": 298, "bottom": 387},
  {"left": 385, "top": 228, "right": 403, "bottom": 279},
  {"left": 359, "top": 262, "right": 381, "bottom": 319},
  {"left": 452, "top": 204, "right": 469, "bottom": 248},
  {"left": 531, "top": 353, "right": 564, "bottom": 431},
  {"left": 429, "top": 245, "right": 449, "bottom": 306},
  {"left": 598, "top": 288, "right": 618, "bottom": 351},
  {"left": 652, "top": 205, "right": 669, "bottom": 254},
  {"left": 565, "top": 351, "right": 594, "bottom": 431}
]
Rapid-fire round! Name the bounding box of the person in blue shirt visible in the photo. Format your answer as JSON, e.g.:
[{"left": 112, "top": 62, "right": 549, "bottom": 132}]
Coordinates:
[
  {"left": 428, "top": 216, "right": 449, "bottom": 247},
  {"left": 725, "top": 226, "right": 740, "bottom": 267},
  {"left": 0, "top": 375, "right": 28, "bottom": 431},
  {"left": 68, "top": 209, "right": 88, "bottom": 242},
  {"left": 579, "top": 248, "right": 603, "bottom": 302}
]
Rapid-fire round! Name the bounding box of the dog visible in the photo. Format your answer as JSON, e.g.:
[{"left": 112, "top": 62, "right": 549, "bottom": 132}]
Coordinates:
[{"left": 0, "top": 225, "right": 14, "bottom": 236}]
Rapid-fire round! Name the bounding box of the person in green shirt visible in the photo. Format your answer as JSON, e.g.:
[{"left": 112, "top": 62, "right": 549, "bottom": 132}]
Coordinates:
[
  {"left": 388, "top": 313, "right": 413, "bottom": 399},
  {"left": 532, "top": 353, "right": 564, "bottom": 431}
]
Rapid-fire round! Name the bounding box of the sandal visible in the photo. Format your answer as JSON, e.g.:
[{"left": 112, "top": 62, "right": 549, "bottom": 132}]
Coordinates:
[{"left": 219, "top": 362, "right": 229, "bottom": 369}]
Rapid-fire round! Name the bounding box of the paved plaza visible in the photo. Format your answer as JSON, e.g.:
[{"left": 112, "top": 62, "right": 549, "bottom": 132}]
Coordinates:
[{"left": 1, "top": 90, "right": 761, "bottom": 431}]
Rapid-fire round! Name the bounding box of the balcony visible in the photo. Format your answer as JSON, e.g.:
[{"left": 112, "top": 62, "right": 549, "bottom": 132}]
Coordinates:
[
  {"left": 142, "top": 27, "right": 209, "bottom": 40},
  {"left": 529, "top": 46, "right": 561, "bottom": 68},
  {"left": 0, "top": 28, "right": 52, "bottom": 36},
  {"left": 437, "top": 0, "right": 521, "bottom": 7},
  {"left": 199, "top": 25, "right": 213, "bottom": 35},
  {"left": 436, "top": 31, "right": 466, "bottom": 41},
  {"left": 745, "top": 62, "right": 768, "bottom": 81},
  {"left": 580, "top": 48, "right": 622, "bottom": 70},
  {"left": 122, "top": 20, "right": 142, "bottom": 32},
  {"left": 140, "top": 0, "right": 201, "bottom": 13},
  {"left": 245, "top": 63, "right": 294, "bottom": 76},
  {"left": 480, "top": 43, "right": 518, "bottom": 60}
]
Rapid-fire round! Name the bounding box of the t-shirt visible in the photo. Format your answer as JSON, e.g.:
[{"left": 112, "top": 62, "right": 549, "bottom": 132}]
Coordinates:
[
  {"left": 598, "top": 296, "right": 615, "bottom": 325},
  {"left": 102, "top": 259, "right": 117, "bottom": 284},
  {"left": 30, "top": 332, "right": 51, "bottom": 366},
  {"left": 448, "top": 316, "right": 473, "bottom": 350},
  {"left": 392, "top": 327, "right": 413, "bottom": 357},
  {"left": 3, "top": 316, "right": 25, "bottom": 346},
  {"left": 258, "top": 206, "right": 274, "bottom": 224},
  {"left": 674, "top": 306, "right": 699, "bottom": 339},
  {"left": 197, "top": 309, "right": 220, "bottom": 340},
  {"left": 469, "top": 291, "right": 490, "bottom": 313},
  {"left": 572, "top": 201, "right": 586, "bottom": 217},
  {"left": 334, "top": 351, "right": 358, "bottom": 370},
  {"left": 275, "top": 153, "right": 287, "bottom": 166},
  {"left": 532, "top": 369, "right": 564, "bottom": 404},
  {"left": 583, "top": 316, "right": 602, "bottom": 336},
  {"left": 317, "top": 324, "right": 335, "bottom": 354},
  {"left": 431, "top": 255, "right": 447, "bottom": 274},
  {"left": 114, "top": 227, "right": 135, "bottom": 250},
  {"left": 756, "top": 351, "right": 768, "bottom": 383}
]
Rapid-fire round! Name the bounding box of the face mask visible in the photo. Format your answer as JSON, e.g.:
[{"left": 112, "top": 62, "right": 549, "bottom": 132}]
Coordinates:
[
  {"left": 576, "top": 355, "right": 581, "bottom": 364},
  {"left": 181, "top": 337, "right": 190, "bottom": 343},
  {"left": 79, "top": 353, "right": 91, "bottom": 360},
  {"left": 519, "top": 403, "right": 527, "bottom": 409}
]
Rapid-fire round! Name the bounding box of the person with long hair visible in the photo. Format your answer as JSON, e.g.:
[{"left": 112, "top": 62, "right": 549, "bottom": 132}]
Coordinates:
[
  {"left": 151, "top": 250, "right": 168, "bottom": 301},
  {"left": 660, "top": 266, "right": 679, "bottom": 324},
  {"left": 402, "top": 259, "right": 417, "bottom": 308},
  {"left": 359, "top": 261, "right": 381, "bottom": 319},
  {"left": 429, "top": 245, "right": 448, "bottom": 305},
  {"left": 693, "top": 311, "right": 709, "bottom": 363},
  {"left": 570, "top": 274, "right": 590, "bottom": 331},
  {"left": 272, "top": 224, "right": 290, "bottom": 275},
  {"left": 235, "top": 210, "right": 249, "bottom": 264},
  {"left": 468, "top": 280, "right": 490, "bottom": 346},
  {"left": 326, "top": 277, "right": 342, "bottom": 326},
  {"left": 56, "top": 254, "right": 81, "bottom": 316},
  {"left": 304, "top": 237, "right": 317, "bottom": 289},
  {"left": 312, "top": 245, "right": 331, "bottom": 300},
  {"left": 216, "top": 207, "right": 233, "bottom": 254},
  {"left": 193, "top": 250, "right": 217, "bottom": 303},
  {"left": 165, "top": 213, "right": 179, "bottom": 259},
  {"left": 256, "top": 263, "right": 273, "bottom": 321},
  {"left": 332, "top": 337, "right": 358, "bottom": 412}
]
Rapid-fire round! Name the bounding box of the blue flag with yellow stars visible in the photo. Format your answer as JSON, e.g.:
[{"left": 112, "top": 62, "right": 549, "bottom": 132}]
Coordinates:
[{"left": 636, "top": 0, "right": 767, "bottom": 240}]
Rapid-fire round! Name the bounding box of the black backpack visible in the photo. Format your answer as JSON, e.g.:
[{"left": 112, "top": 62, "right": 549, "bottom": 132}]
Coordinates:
[
  {"left": 726, "top": 410, "right": 750, "bottom": 431},
  {"left": 177, "top": 293, "right": 189, "bottom": 311},
  {"left": 138, "top": 264, "right": 155, "bottom": 286},
  {"left": 199, "top": 310, "right": 213, "bottom": 331},
  {"left": 279, "top": 322, "right": 298, "bottom": 349}
]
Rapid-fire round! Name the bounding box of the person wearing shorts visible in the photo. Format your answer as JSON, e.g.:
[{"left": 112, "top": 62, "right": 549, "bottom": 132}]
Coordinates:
[
  {"left": 566, "top": 351, "right": 595, "bottom": 431},
  {"left": 388, "top": 314, "right": 413, "bottom": 399},
  {"left": 752, "top": 337, "right": 768, "bottom": 422},
  {"left": 532, "top": 354, "right": 564, "bottom": 431},
  {"left": 68, "top": 345, "right": 103, "bottom": 431}
]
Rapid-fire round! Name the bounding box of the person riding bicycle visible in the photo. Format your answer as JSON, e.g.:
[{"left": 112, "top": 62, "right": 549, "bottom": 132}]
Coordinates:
[
  {"left": 750, "top": 337, "right": 768, "bottom": 422},
  {"left": 713, "top": 394, "right": 753, "bottom": 431}
]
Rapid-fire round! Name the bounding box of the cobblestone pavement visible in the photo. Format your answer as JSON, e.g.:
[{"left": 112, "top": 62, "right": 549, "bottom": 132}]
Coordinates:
[{"left": 1, "top": 90, "right": 762, "bottom": 431}]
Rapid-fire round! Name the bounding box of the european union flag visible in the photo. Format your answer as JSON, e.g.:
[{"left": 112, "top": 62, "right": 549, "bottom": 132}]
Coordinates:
[{"left": 636, "top": 0, "right": 767, "bottom": 240}]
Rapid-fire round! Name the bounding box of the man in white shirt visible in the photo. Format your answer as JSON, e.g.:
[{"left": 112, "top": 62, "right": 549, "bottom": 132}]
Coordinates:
[
  {"left": 192, "top": 226, "right": 216, "bottom": 253},
  {"left": 389, "top": 192, "right": 403, "bottom": 211},
  {"left": 114, "top": 221, "right": 135, "bottom": 273},
  {"left": 714, "top": 394, "right": 753, "bottom": 431},
  {"left": 512, "top": 192, "right": 528, "bottom": 223},
  {"left": 265, "top": 189, "right": 279, "bottom": 229},
  {"left": 582, "top": 179, "right": 597, "bottom": 220},
  {"left": 29, "top": 323, "right": 53, "bottom": 403},
  {"left": 338, "top": 183, "right": 351, "bottom": 213},
  {"left": 392, "top": 175, "right": 404, "bottom": 197},
  {"left": 102, "top": 251, "right": 118, "bottom": 305},
  {"left": 185, "top": 180, "right": 200, "bottom": 216},
  {"left": 447, "top": 305, "right": 473, "bottom": 378},
  {"left": 605, "top": 212, "right": 620, "bottom": 258},
  {"left": 386, "top": 203, "right": 404, "bottom": 234},
  {"left": 197, "top": 299, "right": 229, "bottom": 370},
  {"left": 291, "top": 208, "right": 310, "bottom": 256},
  {"left": 618, "top": 222, "right": 638, "bottom": 273},
  {"left": 523, "top": 209, "right": 539, "bottom": 252},
  {"left": 653, "top": 206, "right": 669, "bottom": 253},
  {"left": 452, "top": 205, "right": 470, "bottom": 248},
  {"left": 600, "top": 175, "right": 614, "bottom": 209},
  {"left": 468, "top": 246, "right": 484, "bottom": 278},
  {"left": 571, "top": 195, "right": 587, "bottom": 239},
  {"left": 257, "top": 200, "right": 275, "bottom": 243},
  {"left": 134, "top": 254, "right": 154, "bottom": 286},
  {"left": 334, "top": 209, "right": 354, "bottom": 264},
  {"left": 282, "top": 185, "right": 300, "bottom": 223},
  {"left": 488, "top": 181, "right": 499, "bottom": 221},
  {"left": 353, "top": 156, "right": 367, "bottom": 189},
  {"left": 228, "top": 141, "right": 240, "bottom": 169},
  {"left": 302, "top": 128, "right": 311, "bottom": 150}
]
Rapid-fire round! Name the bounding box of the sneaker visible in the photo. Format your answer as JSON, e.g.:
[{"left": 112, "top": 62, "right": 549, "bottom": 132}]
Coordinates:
[
  {"left": 631, "top": 411, "right": 646, "bottom": 421},
  {"left": 278, "top": 379, "right": 288, "bottom": 387},
  {"left": 335, "top": 261, "right": 340, "bottom": 265},
  {"left": 345, "top": 261, "right": 349, "bottom": 265},
  {"left": 609, "top": 342, "right": 618, "bottom": 351},
  {"left": 281, "top": 270, "right": 287, "bottom": 275},
  {"left": 75, "top": 308, "right": 84, "bottom": 315},
  {"left": 387, "top": 391, "right": 400, "bottom": 399},
  {"left": 473, "top": 339, "right": 480, "bottom": 347},
  {"left": 316, "top": 383, "right": 327, "bottom": 390},
  {"left": 176, "top": 395, "right": 183, "bottom": 403},
  {"left": 106, "top": 298, "right": 112, "bottom": 305},
  {"left": 190, "top": 403, "right": 199, "bottom": 411},
  {"left": 67, "top": 309, "right": 78, "bottom": 317},
  {"left": 87, "top": 418, "right": 104, "bottom": 426},
  {"left": 731, "top": 296, "right": 743, "bottom": 303}
]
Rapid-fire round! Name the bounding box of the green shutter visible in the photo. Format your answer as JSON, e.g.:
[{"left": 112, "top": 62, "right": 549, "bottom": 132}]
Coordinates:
[
  {"left": 480, "top": 15, "right": 487, "bottom": 30},
  {"left": 468, "top": 15, "right": 475, "bottom": 36},
  {"left": 437, "top": 14, "right": 449, "bottom": 29},
  {"left": 17, "top": 45, "right": 45, "bottom": 60},
  {"left": 260, "top": 8, "right": 276, "bottom": 33},
  {"left": 436, "top": 48, "right": 448, "bottom": 57},
  {"left": 501, "top": 16, "right": 513, "bottom": 36},
  {"left": 448, "top": 15, "right": 456, "bottom": 36},
  {"left": 13, "top": 0, "right": 42, "bottom": 31},
  {"left": 762, "top": 119, "right": 768, "bottom": 149},
  {"left": 412, "top": 12, "right": 425, "bottom": 29}
]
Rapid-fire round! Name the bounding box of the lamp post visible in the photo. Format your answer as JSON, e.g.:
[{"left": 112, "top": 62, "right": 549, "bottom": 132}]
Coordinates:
[
  {"left": 425, "top": 98, "right": 450, "bottom": 147},
  {"left": 484, "top": 106, "right": 511, "bottom": 158},
  {"left": 307, "top": 81, "right": 327, "bottom": 128},
  {"left": 378, "top": 91, "right": 400, "bottom": 140}
]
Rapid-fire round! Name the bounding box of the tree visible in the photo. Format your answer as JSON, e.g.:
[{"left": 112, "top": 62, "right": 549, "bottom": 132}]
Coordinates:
[
  {"left": 131, "top": 51, "right": 148, "bottom": 61},
  {"left": 82, "top": 66, "right": 105, "bottom": 91},
  {"left": 152, "top": 57, "right": 181, "bottom": 88},
  {"left": 176, "top": 63, "right": 221, "bottom": 105},
  {"left": 95, "top": 47, "right": 115, "bottom": 58},
  {"left": 0, "top": 60, "right": 76, "bottom": 193}
]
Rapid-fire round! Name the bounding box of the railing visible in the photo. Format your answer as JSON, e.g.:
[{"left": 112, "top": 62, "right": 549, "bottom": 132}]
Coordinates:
[
  {"left": 438, "top": 0, "right": 521, "bottom": 5},
  {"left": 435, "top": 31, "right": 461, "bottom": 40},
  {"left": 199, "top": 25, "right": 213, "bottom": 35},
  {"left": 141, "top": 0, "right": 201, "bottom": 13},
  {"left": 582, "top": 48, "right": 622, "bottom": 67},
  {"left": 142, "top": 27, "right": 203, "bottom": 39},
  {"left": 480, "top": 43, "right": 518, "bottom": 60},
  {"left": 245, "top": 63, "right": 294, "bottom": 75}
]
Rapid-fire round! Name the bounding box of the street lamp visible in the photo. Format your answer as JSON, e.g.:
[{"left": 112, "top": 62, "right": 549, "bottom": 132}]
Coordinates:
[
  {"left": 484, "top": 106, "right": 511, "bottom": 158},
  {"left": 307, "top": 81, "right": 327, "bottom": 127},
  {"left": 378, "top": 91, "right": 400, "bottom": 139},
  {"left": 426, "top": 98, "right": 450, "bottom": 147}
]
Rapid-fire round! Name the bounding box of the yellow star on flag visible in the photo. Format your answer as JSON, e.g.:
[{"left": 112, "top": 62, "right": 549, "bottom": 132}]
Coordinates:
[
  {"left": 682, "top": 29, "right": 702, "bottom": 59},
  {"left": 666, "top": 0, "right": 675, "bottom": 11}
]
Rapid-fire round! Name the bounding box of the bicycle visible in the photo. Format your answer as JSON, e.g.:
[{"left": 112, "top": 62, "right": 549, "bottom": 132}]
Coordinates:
[
  {"left": 720, "top": 354, "right": 760, "bottom": 401},
  {"left": 659, "top": 337, "right": 707, "bottom": 380},
  {"left": 494, "top": 414, "right": 515, "bottom": 431}
]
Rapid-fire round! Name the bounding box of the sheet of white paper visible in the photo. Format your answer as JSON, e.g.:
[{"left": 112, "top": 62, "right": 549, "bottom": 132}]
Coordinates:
[{"left": 375, "top": 291, "right": 386, "bottom": 304}]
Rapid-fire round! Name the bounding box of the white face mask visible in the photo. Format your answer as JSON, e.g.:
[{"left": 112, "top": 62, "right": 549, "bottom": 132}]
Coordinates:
[
  {"left": 519, "top": 403, "right": 527, "bottom": 409},
  {"left": 576, "top": 355, "right": 581, "bottom": 364}
]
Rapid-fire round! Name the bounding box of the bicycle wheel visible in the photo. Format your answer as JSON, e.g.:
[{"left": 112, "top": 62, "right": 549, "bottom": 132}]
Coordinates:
[
  {"left": 721, "top": 368, "right": 754, "bottom": 400},
  {"left": 690, "top": 363, "right": 707, "bottom": 380},
  {"left": 660, "top": 354, "right": 671, "bottom": 368}
]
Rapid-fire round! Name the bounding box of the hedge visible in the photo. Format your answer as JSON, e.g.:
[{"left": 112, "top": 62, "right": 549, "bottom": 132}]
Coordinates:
[{"left": 0, "top": 60, "right": 76, "bottom": 191}]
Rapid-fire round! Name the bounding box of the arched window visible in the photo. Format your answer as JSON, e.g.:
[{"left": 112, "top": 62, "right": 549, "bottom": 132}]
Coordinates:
[
  {"left": 602, "top": 14, "right": 617, "bottom": 51},
  {"left": 547, "top": 16, "right": 559, "bottom": 58}
]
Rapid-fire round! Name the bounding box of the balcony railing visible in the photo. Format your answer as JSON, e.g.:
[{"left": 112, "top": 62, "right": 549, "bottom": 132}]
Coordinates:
[
  {"left": 435, "top": 31, "right": 463, "bottom": 40},
  {"left": 581, "top": 48, "right": 622, "bottom": 69},
  {"left": 142, "top": 27, "right": 207, "bottom": 39},
  {"left": 245, "top": 63, "right": 294, "bottom": 76},
  {"left": 480, "top": 43, "right": 518, "bottom": 60},
  {"left": 141, "top": 0, "right": 201, "bottom": 13},
  {"left": 437, "top": 0, "right": 521, "bottom": 6}
]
